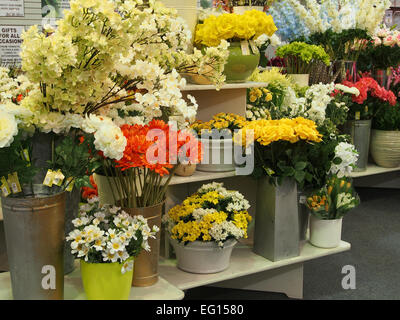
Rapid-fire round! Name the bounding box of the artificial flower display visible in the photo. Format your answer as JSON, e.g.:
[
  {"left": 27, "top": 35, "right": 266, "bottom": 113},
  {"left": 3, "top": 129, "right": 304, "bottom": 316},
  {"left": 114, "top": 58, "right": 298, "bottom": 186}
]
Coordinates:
[
  {"left": 306, "top": 175, "right": 360, "bottom": 220},
  {"left": 340, "top": 77, "right": 397, "bottom": 120},
  {"left": 67, "top": 197, "right": 159, "bottom": 273},
  {"left": 276, "top": 42, "right": 331, "bottom": 74},
  {"left": 195, "top": 10, "right": 277, "bottom": 47},
  {"left": 97, "top": 119, "right": 202, "bottom": 208},
  {"left": 191, "top": 113, "right": 247, "bottom": 135},
  {"left": 163, "top": 182, "right": 252, "bottom": 247}
]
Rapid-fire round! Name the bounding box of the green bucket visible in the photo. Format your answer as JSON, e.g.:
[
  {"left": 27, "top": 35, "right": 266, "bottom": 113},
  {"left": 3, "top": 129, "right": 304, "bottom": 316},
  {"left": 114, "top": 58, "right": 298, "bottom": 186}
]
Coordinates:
[{"left": 80, "top": 259, "right": 134, "bottom": 300}]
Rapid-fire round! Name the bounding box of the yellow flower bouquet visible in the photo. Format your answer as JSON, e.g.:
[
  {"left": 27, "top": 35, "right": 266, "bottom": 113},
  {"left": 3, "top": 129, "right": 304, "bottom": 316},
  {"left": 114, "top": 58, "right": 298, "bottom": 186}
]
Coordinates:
[
  {"left": 234, "top": 117, "right": 323, "bottom": 187},
  {"left": 191, "top": 112, "right": 247, "bottom": 136},
  {"left": 163, "top": 182, "right": 252, "bottom": 247},
  {"left": 195, "top": 10, "right": 277, "bottom": 47},
  {"left": 194, "top": 10, "right": 278, "bottom": 83}
]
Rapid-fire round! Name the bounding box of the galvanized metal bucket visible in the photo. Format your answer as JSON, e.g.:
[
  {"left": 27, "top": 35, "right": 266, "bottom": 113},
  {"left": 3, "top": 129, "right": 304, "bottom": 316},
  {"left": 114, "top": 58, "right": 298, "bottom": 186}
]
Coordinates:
[
  {"left": 254, "top": 177, "right": 300, "bottom": 262},
  {"left": 1, "top": 186, "right": 66, "bottom": 300},
  {"left": 122, "top": 202, "right": 163, "bottom": 287},
  {"left": 343, "top": 120, "right": 372, "bottom": 172}
]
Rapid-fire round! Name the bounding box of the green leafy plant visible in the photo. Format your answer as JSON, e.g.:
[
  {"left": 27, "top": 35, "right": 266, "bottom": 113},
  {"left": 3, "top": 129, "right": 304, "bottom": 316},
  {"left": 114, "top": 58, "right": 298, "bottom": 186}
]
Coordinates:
[
  {"left": 372, "top": 103, "right": 400, "bottom": 131},
  {"left": 0, "top": 133, "right": 38, "bottom": 187},
  {"left": 276, "top": 41, "right": 331, "bottom": 74},
  {"left": 308, "top": 28, "right": 371, "bottom": 62},
  {"left": 48, "top": 132, "right": 101, "bottom": 190}
]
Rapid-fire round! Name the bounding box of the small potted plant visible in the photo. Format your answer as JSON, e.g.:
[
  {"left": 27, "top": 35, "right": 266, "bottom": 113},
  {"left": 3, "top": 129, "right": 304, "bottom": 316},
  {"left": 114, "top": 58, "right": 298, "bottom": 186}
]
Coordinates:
[
  {"left": 191, "top": 112, "right": 247, "bottom": 172},
  {"left": 163, "top": 182, "right": 252, "bottom": 274},
  {"left": 275, "top": 41, "right": 331, "bottom": 87},
  {"left": 195, "top": 10, "right": 277, "bottom": 82},
  {"left": 306, "top": 175, "right": 360, "bottom": 249},
  {"left": 67, "top": 198, "right": 159, "bottom": 300},
  {"left": 370, "top": 102, "right": 400, "bottom": 168}
]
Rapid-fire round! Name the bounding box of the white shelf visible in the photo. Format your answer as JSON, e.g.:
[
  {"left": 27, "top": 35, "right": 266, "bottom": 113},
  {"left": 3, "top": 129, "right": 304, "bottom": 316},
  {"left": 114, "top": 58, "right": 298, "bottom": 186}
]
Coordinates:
[
  {"left": 0, "top": 260, "right": 185, "bottom": 301},
  {"left": 170, "top": 170, "right": 237, "bottom": 186},
  {"left": 182, "top": 82, "right": 268, "bottom": 92},
  {"left": 351, "top": 164, "right": 400, "bottom": 178},
  {"left": 159, "top": 241, "right": 351, "bottom": 291}
]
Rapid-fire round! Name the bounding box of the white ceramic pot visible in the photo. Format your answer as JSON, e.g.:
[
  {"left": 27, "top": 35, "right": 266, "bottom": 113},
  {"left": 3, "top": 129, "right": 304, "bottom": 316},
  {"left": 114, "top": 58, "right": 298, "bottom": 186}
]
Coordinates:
[
  {"left": 196, "top": 138, "right": 236, "bottom": 172},
  {"left": 171, "top": 239, "right": 237, "bottom": 274},
  {"left": 288, "top": 74, "right": 310, "bottom": 87},
  {"left": 161, "top": 0, "right": 198, "bottom": 45},
  {"left": 370, "top": 129, "right": 400, "bottom": 168},
  {"left": 309, "top": 216, "right": 343, "bottom": 249}
]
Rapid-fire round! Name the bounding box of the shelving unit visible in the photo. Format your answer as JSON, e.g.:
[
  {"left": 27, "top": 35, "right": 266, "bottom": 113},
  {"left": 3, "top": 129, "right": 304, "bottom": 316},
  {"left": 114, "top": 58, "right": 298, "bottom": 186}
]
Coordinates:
[{"left": 159, "top": 241, "right": 351, "bottom": 299}]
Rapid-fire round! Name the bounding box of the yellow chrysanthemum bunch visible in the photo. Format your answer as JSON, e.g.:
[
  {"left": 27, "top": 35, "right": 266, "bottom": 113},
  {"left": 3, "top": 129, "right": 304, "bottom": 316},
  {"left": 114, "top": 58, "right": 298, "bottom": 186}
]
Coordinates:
[
  {"left": 164, "top": 182, "right": 252, "bottom": 246},
  {"left": 195, "top": 10, "right": 277, "bottom": 47},
  {"left": 234, "top": 117, "right": 322, "bottom": 147},
  {"left": 191, "top": 112, "right": 247, "bottom": 134}
]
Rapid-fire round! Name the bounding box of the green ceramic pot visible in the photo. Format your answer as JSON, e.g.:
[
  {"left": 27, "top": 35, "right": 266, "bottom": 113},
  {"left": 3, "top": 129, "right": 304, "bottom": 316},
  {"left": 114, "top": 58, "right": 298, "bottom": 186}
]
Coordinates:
[{"left": 224, "top": 42, "right": 260, "bottom": 83}]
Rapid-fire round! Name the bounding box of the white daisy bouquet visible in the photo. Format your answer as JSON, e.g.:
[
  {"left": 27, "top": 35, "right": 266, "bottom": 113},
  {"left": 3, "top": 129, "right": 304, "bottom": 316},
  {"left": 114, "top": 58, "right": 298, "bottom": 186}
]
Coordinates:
[
  {"left": 67, "top": 197, "right": 159, "bottom": 273},
  {"left": 164, "top": 182, "right": 252, "bottom": 247}
]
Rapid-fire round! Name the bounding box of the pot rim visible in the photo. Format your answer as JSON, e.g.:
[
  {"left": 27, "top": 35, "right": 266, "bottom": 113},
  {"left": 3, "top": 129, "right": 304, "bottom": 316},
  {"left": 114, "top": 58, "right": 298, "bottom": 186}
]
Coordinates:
[
  {"left": 310, "top": 215, "right": 343, "bottom": 222},
  {"left": 171, "top": 238, "right": 237, "bottom": 249}
]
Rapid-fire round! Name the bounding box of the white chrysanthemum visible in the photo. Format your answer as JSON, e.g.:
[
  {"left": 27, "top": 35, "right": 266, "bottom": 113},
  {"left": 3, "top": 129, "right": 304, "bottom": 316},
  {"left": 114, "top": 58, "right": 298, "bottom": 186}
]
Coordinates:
[
  {"left": 329, "top": 142, "right": 359, "bottom": 177},
  {"left": 0, "top": 110, "right": 19, "bottom": 148}
]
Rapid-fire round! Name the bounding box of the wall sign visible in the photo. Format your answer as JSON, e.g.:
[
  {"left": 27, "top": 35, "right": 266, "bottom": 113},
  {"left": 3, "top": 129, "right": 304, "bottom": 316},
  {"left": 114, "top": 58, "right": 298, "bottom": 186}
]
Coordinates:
[
  {"left": 0, "top": 0, "right": 25, "bottom": 17},
  {"left": 0, "top": 25, "right": 24, "bottom": 65}
]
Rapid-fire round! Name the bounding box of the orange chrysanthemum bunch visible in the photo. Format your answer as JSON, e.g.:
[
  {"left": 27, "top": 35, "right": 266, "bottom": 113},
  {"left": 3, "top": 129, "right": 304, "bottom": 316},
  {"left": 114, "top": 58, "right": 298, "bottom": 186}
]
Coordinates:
[{"left": 102, "top": 120, "right": 203, "bottom": 208}]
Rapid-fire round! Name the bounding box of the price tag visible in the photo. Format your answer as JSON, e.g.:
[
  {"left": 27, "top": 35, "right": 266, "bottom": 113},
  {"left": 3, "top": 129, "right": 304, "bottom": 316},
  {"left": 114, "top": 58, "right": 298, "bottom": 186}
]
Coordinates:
[
  {"left": 355, "top": 111, "right": 361, "bottom": 120},
  {"left": 241, "top": 40, "right": 251, "bottom": 56},
  {"left": 53, "top": 170, "right": 65, "bottom": 187},
  {"left": 8, "top": 172, "right": 22, "bottom": 194},
  {"left": 65, "top": 177, "right": 75, "bottom": 192},
  {"left": 299, "top": 195, "right": 307, "bottom": 204},
  {"left": 43, "top": 170, "right": 54, "bottom": 187},
  {"left": 249, "top": 40, "right": 259, "bottom": 55},
  {"left": 1, "top": 176, "right": 11, "bottom": 197},
  {"left": 21, "top": 149, "right": 31, "bottom": 167}
]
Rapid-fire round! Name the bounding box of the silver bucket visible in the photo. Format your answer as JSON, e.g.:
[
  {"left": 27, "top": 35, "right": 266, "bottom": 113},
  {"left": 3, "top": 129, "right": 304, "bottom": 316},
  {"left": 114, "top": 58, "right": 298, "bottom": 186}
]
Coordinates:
[
  {"left": 1, "top": 185, "right": 66, "bottom": 300},
  {"left": 254, "top": 177, "right": 300, "bottom": 262},
  {"left": 343, "top": 120, "right": 372, "bottom": 172},
  {"left": 297, "top": 191, "right": 310, "bottom": 241},
  {"left": 31, "top": 132, "right": 79, "bottom": 274}
]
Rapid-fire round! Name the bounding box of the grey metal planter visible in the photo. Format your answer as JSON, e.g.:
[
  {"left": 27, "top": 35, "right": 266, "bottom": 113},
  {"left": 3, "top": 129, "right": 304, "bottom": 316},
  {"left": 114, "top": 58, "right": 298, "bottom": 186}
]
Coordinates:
[
  {"left": 343, "top": 120, "right": 372, "bottom": 172},
  {"left": 254, "top": 177, "right": 300, "bottom": 262},
  {"left": 1, "top": 186, "right": 66, "bottom": 300},
  {"left": 297, "top": 190, "right": 310, "bottom": 241},
  {"left": 31, "top": 133, "right": 80, "bottom": 274}
]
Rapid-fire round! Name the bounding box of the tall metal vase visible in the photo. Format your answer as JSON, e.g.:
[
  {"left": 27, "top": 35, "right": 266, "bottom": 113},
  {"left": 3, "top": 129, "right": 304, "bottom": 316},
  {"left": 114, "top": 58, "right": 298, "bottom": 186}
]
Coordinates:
[
  {"left": 343, "top": 120, "right": 372, "bottom": 172},
  {"left": 31, "top": 133, "right": 79, "bottom": 274},
  {"left": 122, "top": 202, "right": 164, "bottom": 287},
  {"left": 254, "top": 177, "right": 300, "bottom": 262},
  {"left": 1, "top": 186, "right": 66, "bottom": 300}
]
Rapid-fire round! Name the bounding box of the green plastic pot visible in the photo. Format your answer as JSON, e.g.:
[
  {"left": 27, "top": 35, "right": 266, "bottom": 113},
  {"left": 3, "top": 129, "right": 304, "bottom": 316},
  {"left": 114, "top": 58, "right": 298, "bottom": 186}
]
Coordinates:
[
  {"left": 224, "top": 41, "right": 260, "bottom": 83},
  {"left": 80, "top": 259, "right": 134, "bottom": 300}
]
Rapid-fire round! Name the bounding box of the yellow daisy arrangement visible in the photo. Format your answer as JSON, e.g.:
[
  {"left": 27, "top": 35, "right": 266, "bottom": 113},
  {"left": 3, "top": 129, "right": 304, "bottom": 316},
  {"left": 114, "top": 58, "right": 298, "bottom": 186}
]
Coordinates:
[
  {"left": 163, "top": 182, "right": 252, "bottom": 247},
  {"left": 195, "top": 10, "right": 278, "bottom": 47},
  {"left": 191, "top": 112, "right": 247, "bottom": 135},
  {"left": 234, "top": 117, "right": 322, "bottom": 147}
]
